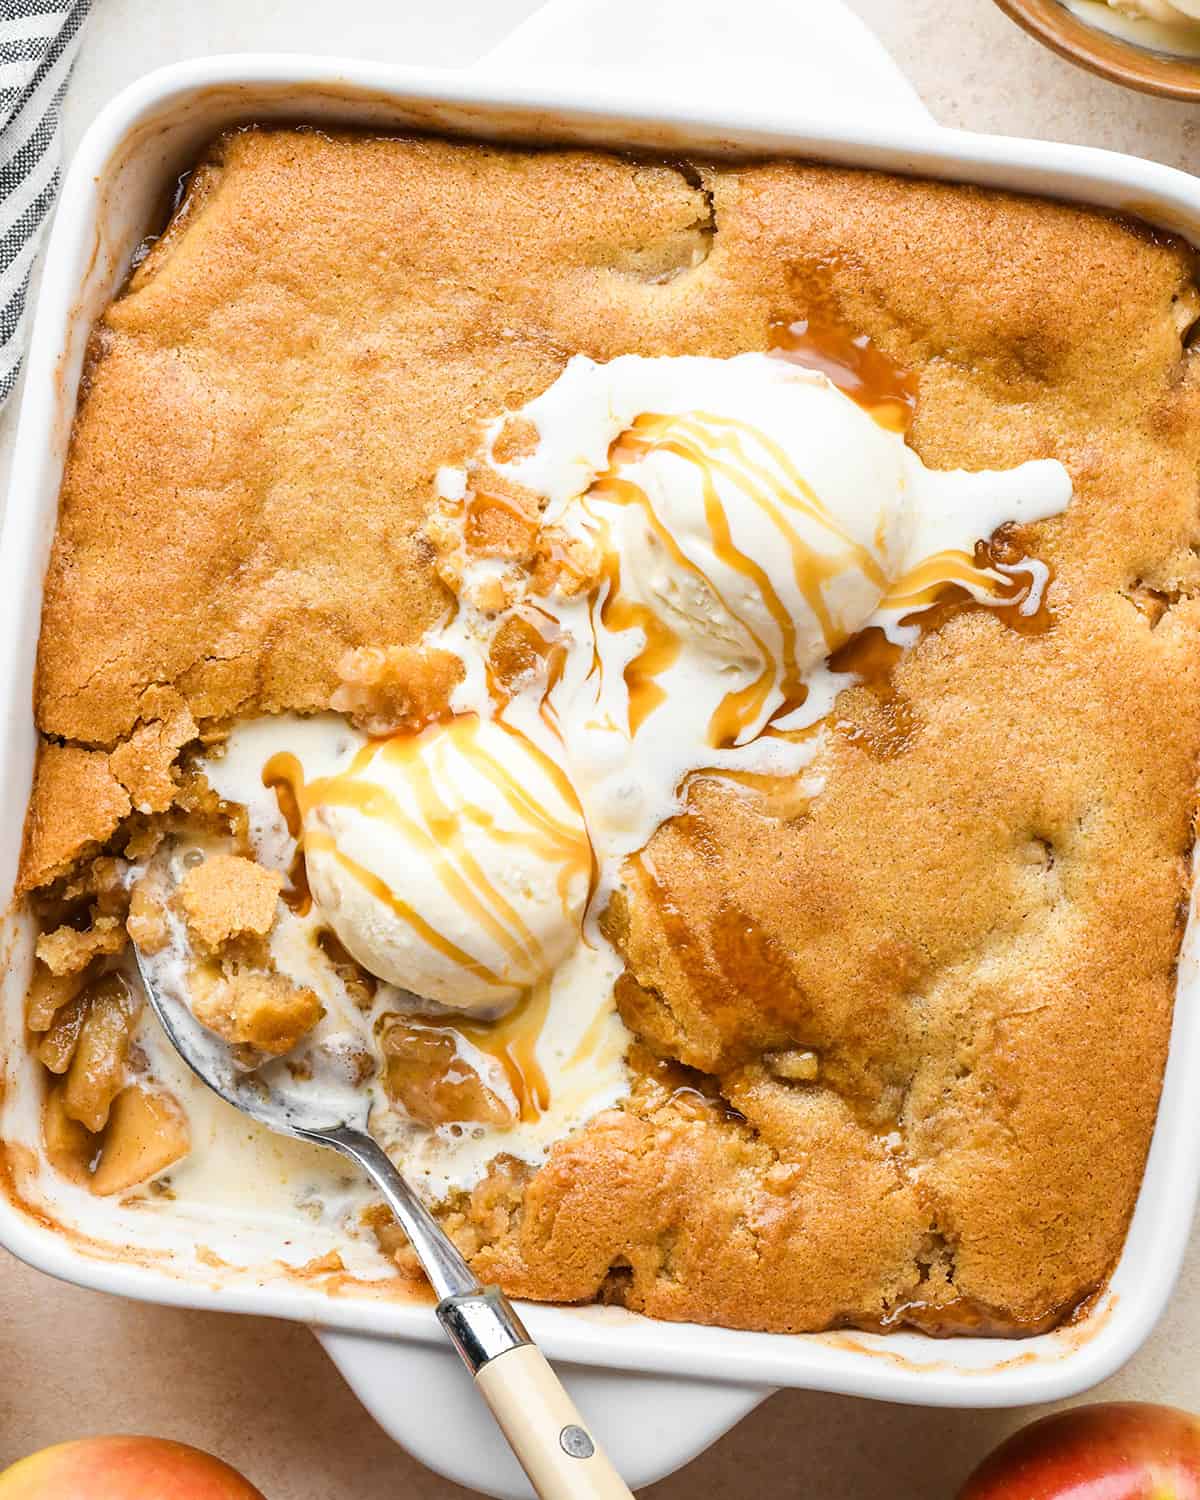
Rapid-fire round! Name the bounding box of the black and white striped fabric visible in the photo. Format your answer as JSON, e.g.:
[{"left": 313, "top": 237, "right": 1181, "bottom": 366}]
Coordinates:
[{"left": 0, "top": 0, "right": 90, "bottom": 405}]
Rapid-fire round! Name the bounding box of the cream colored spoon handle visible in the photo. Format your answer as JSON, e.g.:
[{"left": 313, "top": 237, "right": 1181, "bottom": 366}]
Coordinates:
[
  {"left": 438, "top": 1287, "right": 634, "bottom": 1499},
  {"left": 329, "top": 1130, "right": 632, "bottom": 1496},
  {"left": 475, "top": 1343, "right": 636, "bottom": 1500}
]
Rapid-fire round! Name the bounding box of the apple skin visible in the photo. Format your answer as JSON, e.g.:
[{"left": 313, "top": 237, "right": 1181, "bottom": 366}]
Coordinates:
[
  {"left": 0, "top": 1436, "right": 266, "bottom": 1499},
  {"left": 959, "top": 1403, "right": 1200, "bottom": 1499}
]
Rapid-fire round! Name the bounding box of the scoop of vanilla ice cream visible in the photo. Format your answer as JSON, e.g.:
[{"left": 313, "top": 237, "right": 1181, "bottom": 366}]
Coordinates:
[
  {"left": 622, "top": 529, "right": 755, "bottom": 665},
  {"left": 500, "top": 356, "right": 915, "bottom": 745},
  {"left": 598, "top": 367, "right": 912, "bottom": 716},
  {"left": 303, "top": 715, "right": 591, "bottom": 1009},
  {"left": 492, "top": 354, "right": 1066, "bottom": 751}
]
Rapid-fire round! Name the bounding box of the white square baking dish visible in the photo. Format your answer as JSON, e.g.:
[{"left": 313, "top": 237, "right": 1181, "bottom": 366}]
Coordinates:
[{"left": 3, "top": 1, "right": 1200, "bottom": 1493}]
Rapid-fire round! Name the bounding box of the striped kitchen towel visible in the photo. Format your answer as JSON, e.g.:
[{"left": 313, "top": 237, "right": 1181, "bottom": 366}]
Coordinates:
[{"left": 0, "top": 0, "right": 91, "bottom": 406}]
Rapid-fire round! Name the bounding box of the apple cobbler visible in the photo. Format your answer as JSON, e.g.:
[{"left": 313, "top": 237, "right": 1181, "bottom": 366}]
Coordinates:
[{"left": 9, "top": 126, "right": 1200, "bottom": 1337}]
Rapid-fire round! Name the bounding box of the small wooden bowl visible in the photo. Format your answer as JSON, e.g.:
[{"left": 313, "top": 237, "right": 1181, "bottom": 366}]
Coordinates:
[{"left": 992, "top": 0, "right": 1200, "bottom": 99}]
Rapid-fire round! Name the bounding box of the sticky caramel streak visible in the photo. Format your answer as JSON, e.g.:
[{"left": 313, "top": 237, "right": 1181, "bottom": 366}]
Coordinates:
[
  {"left": 453, "top": 975, "right": 554, "bottom": 1122},
  {"left": 594, "top": 409, "right": 888, "bottom": 746},
  {"left": 303, "top": 829, "right": 507, "bottom": 990},
  {"left": 880, "top": 548, "right": 1033, "bottom": 613}
]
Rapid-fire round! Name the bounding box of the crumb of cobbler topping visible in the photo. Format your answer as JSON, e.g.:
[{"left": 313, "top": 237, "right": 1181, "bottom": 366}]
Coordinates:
[
  {"left": 117, "top": 770, "right": 241, "bottom": 870},
  {"left": 528, "top": 526, "right": 601, "bottom": 598},
  {"left": 108, "top": 703, "right": 198, "bottom": 813},
  {"left": 438, "top": 1157, "right": 532, "bottom": 1263},
  {"left": 178, "top": 853, "right": 282, "bottom": 953},
  {"left": 126, "top": 881, "right": 170, "bottom": 955},
  {"left": 189, "top": 965, "right": 323, "bottom": 1055},
  {"left": 424, "top": 462, "right": 599, "bottom": 610},
  {"left": 35, "top": 914, "right": 126, "bottom": 976},
  {"left": 331, "top": 643, "right": 463, "bottom": 737},
  {"left": 460, "top": 468, "right": 544, "bottom": 562},
  {"left": 361, "top": 1202, "right": 424, "bottom": 1278}
]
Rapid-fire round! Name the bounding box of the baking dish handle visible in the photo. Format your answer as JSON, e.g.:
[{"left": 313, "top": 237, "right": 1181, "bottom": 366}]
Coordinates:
[
  {"left": 473, "top": 0, "right": 932, "bottom": 129},
  {"left": 317, "top": 1324, "right": 771, "bottom": 1498}
]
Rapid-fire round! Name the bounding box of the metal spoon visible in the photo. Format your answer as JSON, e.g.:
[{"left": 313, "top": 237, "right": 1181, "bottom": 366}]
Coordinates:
[{"left": 132, "top": 945, "right": 633, "bottom": 1500}]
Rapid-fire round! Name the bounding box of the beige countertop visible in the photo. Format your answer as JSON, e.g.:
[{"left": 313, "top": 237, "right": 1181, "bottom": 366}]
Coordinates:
[{"left": 1, "top": 1, "right": 1197, "bottom": 1494}]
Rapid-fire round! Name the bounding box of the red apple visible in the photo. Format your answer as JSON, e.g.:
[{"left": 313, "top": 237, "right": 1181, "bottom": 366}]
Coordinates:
[
  {"left": 960, "top": 1403, "right": 1200, "bottom": 1498},
  {"left": 0, "top": 1436, "right": 265, "bottom": 1499}
]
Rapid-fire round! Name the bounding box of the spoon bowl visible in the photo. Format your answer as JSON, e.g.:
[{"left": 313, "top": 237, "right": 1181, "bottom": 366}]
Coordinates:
[{"left": 133, "top": 946, "right": 370, "bottom": 1139}]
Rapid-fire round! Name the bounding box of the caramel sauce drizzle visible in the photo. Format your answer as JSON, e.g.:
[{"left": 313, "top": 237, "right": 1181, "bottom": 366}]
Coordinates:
[
  {"left": 463, "top": 485, "right": 535, "bottom": 549},
  {"left": 392, "top": 976, "right": 553, "bottom": 1125},
  {"left": 452, "top": 976, "right": 553, "bottom": 1122},
  {"left": 566, "top": 994, "right": 619, "bottom": 1071},
  {"left": 826, "top": 539, "right": 1054, "bottom": 760},
  {"left": 304, "top": 829, "right": 508, "bottom": 991},
  {"left": 589, "top": 509, "right": 683, "bottom": 734},
  {"left": 263, "top": 759, "right": 313, "bottom": 914},
  {"left": 582, "top": 400, "right": 1050, "bottom": 761},
  {"left": 266, "top": 747, "right": 523, "bottom": 984},
  {"left": 281, "top": 849, "right": 313, "bottom": 916},
  {"left": 482, "top": 610, "right": 601, "bottom": 913},
  {"left": 538, "top": 637, "right": 569, "bottom": 741},
  {"left": 767, "top": 316, "right": 918, "bottom": 434},
  {"left": 266, "top": 761, "right": 304, "bottom": 838},
  {"left": 826, "top": 626, "right": 915, "bottom": 758},
  {"left": 879, "top": 545, "right": 1037, "bottom": 616},
  {"left": 590, "top": 408, "right": 888, "bottom": 747},
  {"left": 316, "top": 926, "right": 378, "bottom": 1002},
  {"left": 682, "top": 763, "right": 820, "bottom": 820}
]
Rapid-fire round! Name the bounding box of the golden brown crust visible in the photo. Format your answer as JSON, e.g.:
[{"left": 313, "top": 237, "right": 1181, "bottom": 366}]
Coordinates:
[
  {"left": 456, "top": 1072, "right": 932, "bottom": 1332},
  {"left": 19, "top": 744, "right": 131, "bottom": 894},
  {"left": 177, "top": 852, "right": 281, "bottom": 953},
  {"left": 109, "top": 698, "right": 198, "bottom": 814},
  {"left": 22, "top": 127, "right": 1200, "bottom": 1334},
  {"left": 189, "top": 967, "right": 323, "bottom": 1056}
]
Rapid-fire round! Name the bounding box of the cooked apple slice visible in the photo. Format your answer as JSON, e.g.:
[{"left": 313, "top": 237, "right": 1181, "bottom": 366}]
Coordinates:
[
  {"left": 35, "top": 991, "right": 90, "bottom": 1074},
  {"left": 42, "top": 1082, "right": 98, "bottom": 1184},
  {"left": 62, "top": 973, "right": 140, "bottom": 1132},
  {"left": 90, "top": 1085, "right": 190, "bottom": 1197},
  {"left": 380, "top": 1018, "right": 513, "bottom": 1127},
  {"left": 25, "top": 962, "right": 88, "bottom": 1033}
]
